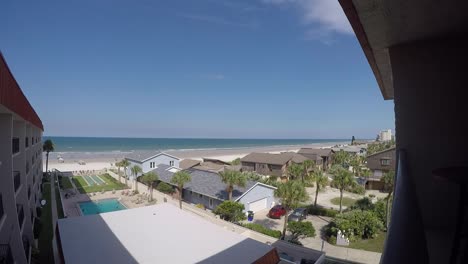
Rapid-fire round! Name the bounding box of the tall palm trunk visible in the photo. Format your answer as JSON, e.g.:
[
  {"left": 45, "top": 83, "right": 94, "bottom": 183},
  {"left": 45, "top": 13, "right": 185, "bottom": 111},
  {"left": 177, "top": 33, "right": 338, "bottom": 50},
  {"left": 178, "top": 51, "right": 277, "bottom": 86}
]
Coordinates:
[
  {"left": 117, "top": 167, "right": 121, "bottom": 183},
  {"left": 149, "top": 186, "right": 153, "bottom": 201},
  {"left": 45, "top": 152, "right": 50, "bottom": 175},
  {"left": 314, "top": 185, "right": 320, "bottom": 206},
  {"left": 228, "top": 185, "right": 233, "bottom": 200},
  {"left": 385, "top": 192, "right": 392, "bottom": 229},
  {"left": 179, "top": 186, "right": 183, "bottom": 209},
  {"left": 124, "top": 168, "right": 128, "bottom": 186},
  {"left": 339, "top": 189, "right": 344, "bottom": 213},
  {"left": 281, "top": 207, "right": 288, "bottom": 240},
  {"left": 135, "top": 176, "right": 138, "bottom": 192}
]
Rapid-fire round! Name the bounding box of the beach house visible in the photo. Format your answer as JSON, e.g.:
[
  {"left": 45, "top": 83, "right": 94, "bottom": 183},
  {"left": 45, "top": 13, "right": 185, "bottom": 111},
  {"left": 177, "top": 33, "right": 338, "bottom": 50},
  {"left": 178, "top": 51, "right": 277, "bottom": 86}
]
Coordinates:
[
  {"left": 297, "top": 148, "right": 334, "bottom": 170},
  {"left": 240, "top": 152, "right": 318, "bottom": 179},
  {"left": 152, "top": 165, "right": 277, "bottom": 212},
  {"left": 0, "top": 53, "right": 44, "bottom": 263},
  {"left": 364, "top": 147, "right": 396, "bottom": 190},
  {"left": 124, "top": 151, "right": 180, "bottom": 176}
]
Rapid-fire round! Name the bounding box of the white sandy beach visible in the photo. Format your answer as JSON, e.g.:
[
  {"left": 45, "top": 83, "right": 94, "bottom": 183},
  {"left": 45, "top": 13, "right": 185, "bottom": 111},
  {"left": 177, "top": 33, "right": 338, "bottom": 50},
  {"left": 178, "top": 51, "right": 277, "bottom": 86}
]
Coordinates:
[{"left": 44, "top": 142, "right": 344, "bottom": 172}]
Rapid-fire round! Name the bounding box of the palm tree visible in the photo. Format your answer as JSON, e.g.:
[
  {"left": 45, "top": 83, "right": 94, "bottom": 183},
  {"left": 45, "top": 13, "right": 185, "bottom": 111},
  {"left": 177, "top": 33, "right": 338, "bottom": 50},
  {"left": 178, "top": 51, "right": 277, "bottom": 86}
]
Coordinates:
[
  {"left": 287, "top": 163, "right": 303, "bottom": 182},
  {"left": 121, "top": 159, "right": 130, "bottom": 186},
  {"left": 332, "top": 166, "right": 356, "bottom": 213},
  {"left": 381, "top": 170, "right": 395, "bottom": 229},
  {"left": 301, "top": 160, "right": 316, "bottom": 184},
  {"left": 130, "top": 165, "right": 143, "bottom": 191},
  {"left": 115, "top": 160, "right": 122, "bottom": 182},
  {"left": 219, "top": 170, "right": 247, "bottom": 201},
  {"left": 171, "top": 171, "right": 192, "bottom": 209},
  {"left": 141, "top": 172, "right": 159, "bottom": 201},
  {"left": 43, "top": 139, "right": 55, "bottom": 175},
  {"left": 333, "top": 150, "right": 351, "bottom": 167},
  {"left": 274, "top": 181, "right": 308, "bottom": 240},
  {"left": 312, "top": 170, "right": 329, "bottom": 206}
]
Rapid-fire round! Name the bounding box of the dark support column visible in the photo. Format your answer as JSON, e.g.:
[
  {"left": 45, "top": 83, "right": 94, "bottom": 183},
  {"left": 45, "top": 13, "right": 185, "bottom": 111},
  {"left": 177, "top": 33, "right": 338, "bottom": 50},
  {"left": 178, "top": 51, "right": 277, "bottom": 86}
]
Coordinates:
[{"left": 383, "top": 36, "right": 468, "bottom": 263}]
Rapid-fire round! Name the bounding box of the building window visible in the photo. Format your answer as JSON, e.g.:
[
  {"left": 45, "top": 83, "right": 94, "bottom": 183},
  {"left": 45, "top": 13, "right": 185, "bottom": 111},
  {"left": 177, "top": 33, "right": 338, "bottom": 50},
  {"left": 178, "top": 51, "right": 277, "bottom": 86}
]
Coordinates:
[
  {"left": 12, "top": 137, "right": 20, "bottom": 154},
  {"left": 199, "top": 194, "right": 203, "bottom": 198},
  {"left": 380, "top": 159, "right": 391, "bottom": 166},
  {"left": 150, "top": 162, "right": 155, "bottom": 169},
  {"left": 25, "top": 137, "right": 29, "bottom": 148},
  {"left": 169, "top": 160, "right": 174, "bottom": 166},
  {"left": 189, "top": 191, "right": 193, "bottom": 196},
  {"left": 209, "top": 198, "right": 213, "bottom": 207},
  {"left": 32, "top": 137, "right": 34, "bottom": 145}
]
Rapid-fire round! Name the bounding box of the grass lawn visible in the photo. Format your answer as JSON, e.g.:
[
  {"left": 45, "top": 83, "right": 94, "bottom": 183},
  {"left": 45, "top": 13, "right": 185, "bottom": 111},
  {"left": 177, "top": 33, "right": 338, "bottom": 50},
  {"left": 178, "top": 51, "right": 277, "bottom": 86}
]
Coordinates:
[
  {"left": 55, "top": 185, "right": 64, "bottom": 219},
  {"left": 72, "top": 173, "right": 128, "bottom": 194},
  {"left": 330, "top": 197, "right": 357, "bottom": 207},
  {"left": 346, "top": 231, "right": 387, "bottom": 253},
  {"left": 58, "top": 176, "right": 73, "bottom": 189},
  {"left": 38, "top": 183, "right": 54, "bottom": 264}
]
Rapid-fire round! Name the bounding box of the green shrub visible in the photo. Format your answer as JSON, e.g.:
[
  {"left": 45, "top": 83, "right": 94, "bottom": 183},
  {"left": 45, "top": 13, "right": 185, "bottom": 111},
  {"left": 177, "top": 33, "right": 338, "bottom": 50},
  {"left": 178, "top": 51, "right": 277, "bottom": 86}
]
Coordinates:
[
  {"left": 372, "top": 199, "right": 387, "bottom": 224},
  {"left": 328, "top": 236, "right": 337, "bottom": 245},
  {"left": 306, "top": 205, "right": 338, "bottom": 217},
  {"left": 350, "top": 197, "right": 374, "bottom": 211},
  {"left": 213, "top": 201, "right": 246, "bottom": 222},
  {"left": 349, "top": 184, "right": 366, "bottom": 195},
  {"left": 196, "top": 203, "right": 205, "bottom": 210},
  {"left": 242, "top": 223, "right": 282, "bottom": 238},
  {"left": 328, "top": 210, "right": 384, "bottom": 241},
  {"left": 156, "top": 182, "right": 174, "bottom": 194},
  {"left": 288, "top": 221, "right": 316, "bottom": 241},
  {"left": 369, "top": 194, "right": 376, "bottom": 198}
]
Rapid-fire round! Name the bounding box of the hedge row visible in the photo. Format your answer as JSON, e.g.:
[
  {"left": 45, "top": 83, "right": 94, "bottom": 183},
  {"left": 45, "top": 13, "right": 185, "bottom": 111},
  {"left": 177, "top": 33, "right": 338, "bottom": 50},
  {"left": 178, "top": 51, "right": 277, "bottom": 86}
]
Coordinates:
[{"left": 242, "top": 223, "right": 282, "bottom": 238}]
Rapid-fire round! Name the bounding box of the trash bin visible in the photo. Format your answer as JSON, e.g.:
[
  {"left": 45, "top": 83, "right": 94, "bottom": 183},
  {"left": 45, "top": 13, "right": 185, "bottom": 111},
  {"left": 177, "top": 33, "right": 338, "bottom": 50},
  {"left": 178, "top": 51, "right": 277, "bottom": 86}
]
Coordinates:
[{"left": 247, "top": 211, "right": 254, "bottom": 221}]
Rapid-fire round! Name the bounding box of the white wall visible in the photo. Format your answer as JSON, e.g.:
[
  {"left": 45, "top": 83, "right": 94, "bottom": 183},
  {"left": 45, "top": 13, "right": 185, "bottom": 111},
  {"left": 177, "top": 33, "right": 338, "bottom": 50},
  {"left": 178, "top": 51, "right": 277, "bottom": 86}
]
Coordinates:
[{"left": 126, "top": 153, "right": 180, "bottom": 179}]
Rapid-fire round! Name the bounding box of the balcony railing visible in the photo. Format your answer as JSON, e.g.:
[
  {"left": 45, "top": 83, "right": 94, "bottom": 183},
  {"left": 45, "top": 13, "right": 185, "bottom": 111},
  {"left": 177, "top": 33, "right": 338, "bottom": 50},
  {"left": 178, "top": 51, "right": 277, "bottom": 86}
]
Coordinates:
[
  {"left": 14, "top": 171, "right": 21, "bottom": 192},
  {"left": 0, "top": 244, "right": 13, "bottom": 264},
  {"left": 17, "top": 204, "right": 24, "bottom": 228},
  {"left": 22, "top": 236, "right": 30, "bottom": 263},
  {"left": 12, "top": 137, "right": 20, "bottom": 154}
]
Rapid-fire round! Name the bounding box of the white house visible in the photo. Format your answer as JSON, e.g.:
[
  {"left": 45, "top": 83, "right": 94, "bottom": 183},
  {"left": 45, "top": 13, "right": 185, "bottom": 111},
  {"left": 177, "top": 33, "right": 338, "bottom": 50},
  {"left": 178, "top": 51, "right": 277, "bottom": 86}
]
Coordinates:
[{"left": 124, "top": 151, "right": 180, "bottom": 187}]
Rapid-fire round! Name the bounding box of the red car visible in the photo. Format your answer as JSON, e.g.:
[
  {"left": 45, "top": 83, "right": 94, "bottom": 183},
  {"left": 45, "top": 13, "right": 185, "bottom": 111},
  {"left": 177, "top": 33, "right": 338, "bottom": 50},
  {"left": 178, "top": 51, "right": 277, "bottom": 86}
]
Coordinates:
[{"left": 268, "top": 205, "right": 286, "bottom": 219}]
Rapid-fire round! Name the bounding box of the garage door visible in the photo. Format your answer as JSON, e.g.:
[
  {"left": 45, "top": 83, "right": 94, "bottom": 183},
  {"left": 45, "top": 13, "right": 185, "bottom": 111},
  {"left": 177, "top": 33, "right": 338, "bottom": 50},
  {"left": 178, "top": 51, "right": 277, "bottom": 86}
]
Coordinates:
[{"left": 248, "top": 198, "right": 267, "bottom": 213}]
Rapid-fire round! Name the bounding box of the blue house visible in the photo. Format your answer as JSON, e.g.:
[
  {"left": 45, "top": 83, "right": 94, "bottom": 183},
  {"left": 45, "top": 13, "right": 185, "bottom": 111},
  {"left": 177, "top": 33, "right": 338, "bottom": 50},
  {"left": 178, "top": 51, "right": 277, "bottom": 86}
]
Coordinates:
[{"left": 152, "top": 164, "right": 277, "bottom": 212}]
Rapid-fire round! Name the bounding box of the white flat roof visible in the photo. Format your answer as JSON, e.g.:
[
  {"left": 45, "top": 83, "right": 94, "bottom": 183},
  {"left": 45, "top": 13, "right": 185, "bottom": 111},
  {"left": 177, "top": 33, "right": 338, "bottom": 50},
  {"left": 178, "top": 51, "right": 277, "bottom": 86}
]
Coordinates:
[{"left": 58, "top": 203, "right": 275, "bottom": 264}]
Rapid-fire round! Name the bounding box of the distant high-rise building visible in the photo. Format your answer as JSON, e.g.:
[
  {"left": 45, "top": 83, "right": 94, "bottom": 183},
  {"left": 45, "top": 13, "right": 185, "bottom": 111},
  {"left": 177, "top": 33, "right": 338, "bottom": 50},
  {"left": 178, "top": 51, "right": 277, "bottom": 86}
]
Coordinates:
[
  {"left": 0, "top": 53, "right": 44, "bottom": 264},
  {"left": 379, "top": 129, "right": 392, "bottom": 141}
]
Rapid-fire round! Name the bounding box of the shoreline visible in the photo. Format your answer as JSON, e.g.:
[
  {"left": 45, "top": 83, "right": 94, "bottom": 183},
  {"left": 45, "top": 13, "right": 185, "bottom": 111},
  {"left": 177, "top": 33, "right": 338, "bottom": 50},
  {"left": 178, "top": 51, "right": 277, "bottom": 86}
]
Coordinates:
[{"left": 44, "top": 140, "right": 351, "bottom": 172}]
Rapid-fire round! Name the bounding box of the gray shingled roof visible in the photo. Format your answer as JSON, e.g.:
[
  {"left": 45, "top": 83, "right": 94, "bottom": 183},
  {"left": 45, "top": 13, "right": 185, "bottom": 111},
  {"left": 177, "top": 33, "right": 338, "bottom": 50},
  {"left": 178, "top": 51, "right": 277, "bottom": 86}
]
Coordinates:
[
  {"left": 126, "top": 151, "right": 180, "bottom": 163},
  {"left": 298, "top": 148, "right": 334, "bottom": 157},
  {"left": 152, "top": 165, "right": 256, "bottom": 201},
  {"left": 179, "top": 159, "right": 201, "bottom": 170},
  {"left": 241, "top": 152, "right": 312, "bottom": 165}
]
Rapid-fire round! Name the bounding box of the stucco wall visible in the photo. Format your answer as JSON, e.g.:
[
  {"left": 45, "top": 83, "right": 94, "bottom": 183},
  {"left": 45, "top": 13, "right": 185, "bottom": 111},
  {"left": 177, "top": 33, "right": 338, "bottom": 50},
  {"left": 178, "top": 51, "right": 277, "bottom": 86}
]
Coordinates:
[{"left": 238, "top": 184, "right": 276, "bottom": 211}]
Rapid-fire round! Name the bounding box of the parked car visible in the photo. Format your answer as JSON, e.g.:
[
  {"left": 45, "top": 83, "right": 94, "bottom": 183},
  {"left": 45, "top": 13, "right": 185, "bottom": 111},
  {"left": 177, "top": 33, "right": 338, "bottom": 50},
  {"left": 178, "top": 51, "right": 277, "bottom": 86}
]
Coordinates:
[
  {"left": 287, "top": 208, "right": 307, "bottom": 222},
  {"left": 268, "top": 205, "right": 286, "bottom": 219}
]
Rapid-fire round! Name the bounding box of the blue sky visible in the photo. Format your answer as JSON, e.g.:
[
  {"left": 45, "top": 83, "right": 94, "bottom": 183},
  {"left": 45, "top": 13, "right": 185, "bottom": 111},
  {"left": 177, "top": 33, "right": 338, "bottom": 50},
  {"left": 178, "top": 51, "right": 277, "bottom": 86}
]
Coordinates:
[{"left": 1, "top": 0, "right": 394, "bottom": 139}]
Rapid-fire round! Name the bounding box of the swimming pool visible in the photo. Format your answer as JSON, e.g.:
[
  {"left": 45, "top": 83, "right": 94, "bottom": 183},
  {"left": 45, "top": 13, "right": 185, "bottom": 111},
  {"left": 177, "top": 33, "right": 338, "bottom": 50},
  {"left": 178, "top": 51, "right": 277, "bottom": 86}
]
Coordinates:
[{"left": 79, "top": 199, "right": 126, "bottom": 215}]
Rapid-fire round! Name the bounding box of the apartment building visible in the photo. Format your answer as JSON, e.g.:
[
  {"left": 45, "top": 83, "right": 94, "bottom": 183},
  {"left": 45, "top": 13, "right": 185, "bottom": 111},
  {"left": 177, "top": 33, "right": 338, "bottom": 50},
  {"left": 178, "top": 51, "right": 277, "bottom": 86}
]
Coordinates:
[{"left": 0, "top": 53, "right": 44, "bottom": 264}]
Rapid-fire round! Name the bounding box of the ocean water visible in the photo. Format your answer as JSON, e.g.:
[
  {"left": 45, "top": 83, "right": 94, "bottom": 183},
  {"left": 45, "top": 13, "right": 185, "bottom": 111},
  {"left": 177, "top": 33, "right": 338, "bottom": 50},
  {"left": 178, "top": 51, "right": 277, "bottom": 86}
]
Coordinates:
[{"left": 44, "top": 137, "right": 349, "bottom": 153}]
